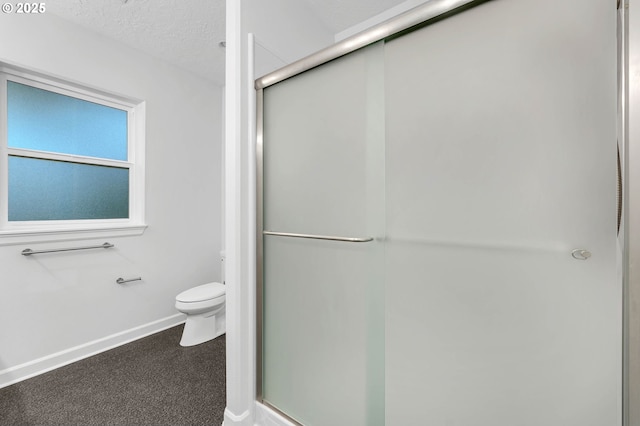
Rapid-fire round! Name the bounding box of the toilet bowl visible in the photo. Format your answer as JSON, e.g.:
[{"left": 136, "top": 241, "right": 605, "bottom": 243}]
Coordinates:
[{"left": 175, "top": 282, "right": 226, "bottom": 347}]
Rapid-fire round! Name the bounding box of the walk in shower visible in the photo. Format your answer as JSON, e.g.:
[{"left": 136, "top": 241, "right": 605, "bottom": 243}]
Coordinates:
[{"left": 256, "top": 0, "right": 621, "bottom": 424}]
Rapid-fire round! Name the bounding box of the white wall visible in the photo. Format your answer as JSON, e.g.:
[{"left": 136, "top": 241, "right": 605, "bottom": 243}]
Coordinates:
[{"left": 0, "top": 13, "right": 223, "bottom": 386}]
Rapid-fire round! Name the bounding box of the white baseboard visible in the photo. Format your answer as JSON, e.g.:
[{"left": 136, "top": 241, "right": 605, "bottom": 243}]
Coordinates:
[
  {"left": 0, "top": 313, "right": 186, "bottom": 389},
  {"left": 255, "top": 402, "right": 299, "bottom": 426},
  {"left": 223, "top": 407, "right": 252, "bottom": 426}
]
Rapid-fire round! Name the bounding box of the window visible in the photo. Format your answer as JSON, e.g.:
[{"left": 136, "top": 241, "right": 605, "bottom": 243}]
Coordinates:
[{"left": 0, "top": 65, "right": 146, "bottom": 244}]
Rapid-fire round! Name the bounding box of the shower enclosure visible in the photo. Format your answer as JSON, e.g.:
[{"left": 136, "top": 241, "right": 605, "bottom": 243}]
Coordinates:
[{"left": 256, "top": 0, "right": 621, "bottom": 424}]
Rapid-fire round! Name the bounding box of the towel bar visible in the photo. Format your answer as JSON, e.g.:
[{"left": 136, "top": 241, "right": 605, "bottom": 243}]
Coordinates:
[
  {"left": 263, "top": 231, "right": 373, "bottom": 243},
  {"left": 22, "top": 242, "right": 114, "bottom": 256}
]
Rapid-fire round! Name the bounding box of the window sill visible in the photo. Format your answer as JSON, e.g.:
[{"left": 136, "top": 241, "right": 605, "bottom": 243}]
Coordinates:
[{"left": 0, "top": 224, "right": 148, "bottom": 246}]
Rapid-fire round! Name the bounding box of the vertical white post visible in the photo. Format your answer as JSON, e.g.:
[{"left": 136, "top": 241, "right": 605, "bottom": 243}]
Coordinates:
[
  {"left": 224, "top": 0, "right": 255, "bottom": 425},
  {"left": 246, "top": 29, "right": 257, "bottom": 416}
]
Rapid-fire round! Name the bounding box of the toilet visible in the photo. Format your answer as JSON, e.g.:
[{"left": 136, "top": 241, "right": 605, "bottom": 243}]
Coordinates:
[
  {"left": 175, "top": 282, "right": 226, "bottom": 346},
  {"left": 176, "top": 250, "right": 227, "bottom": 346},
  {"left": 175, "top": 251, "right": 226, "bottom": 346}
]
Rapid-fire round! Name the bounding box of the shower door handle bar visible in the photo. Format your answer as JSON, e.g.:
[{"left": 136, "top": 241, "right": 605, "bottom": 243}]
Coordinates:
[
  {"left": 263, "top": 231, "right": 374, "bottom": 243},
  {"left": 22, "top": 242, "right": 114, "bottom": 256},
  {"left": 116, "top": 277, "right": 142, "bottom": 284}
]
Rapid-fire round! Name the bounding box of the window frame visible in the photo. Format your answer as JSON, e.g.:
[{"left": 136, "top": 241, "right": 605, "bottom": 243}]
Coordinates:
[{"left": 0, "top": 64, "right": 146, "bottom": 245}]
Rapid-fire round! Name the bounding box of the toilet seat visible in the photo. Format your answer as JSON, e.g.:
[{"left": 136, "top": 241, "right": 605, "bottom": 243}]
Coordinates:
[
  {"left": 175, "top": 295, "right": 225, "bottom": 312},
  {"left": 176, "top": 282, "right": 225, "bottom": 303}
]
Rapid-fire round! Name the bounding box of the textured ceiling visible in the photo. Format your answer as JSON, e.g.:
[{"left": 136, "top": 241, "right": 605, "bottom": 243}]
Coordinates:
[
  {"left": 46, "top": 0, "right": 226, "bottom": 84},
  {"left": 46, "top": 0, "right": 407, "bottom": 86}
]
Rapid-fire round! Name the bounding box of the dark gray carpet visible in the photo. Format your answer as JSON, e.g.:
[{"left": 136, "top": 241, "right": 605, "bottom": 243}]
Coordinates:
[{"left": 0, "top": 324, "right": 226, "bottom": 425}]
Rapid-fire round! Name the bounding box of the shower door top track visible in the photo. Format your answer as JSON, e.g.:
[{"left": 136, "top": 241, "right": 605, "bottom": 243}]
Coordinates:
[{"left": 255, "top": 0, "right": 485, "bottom": 90}]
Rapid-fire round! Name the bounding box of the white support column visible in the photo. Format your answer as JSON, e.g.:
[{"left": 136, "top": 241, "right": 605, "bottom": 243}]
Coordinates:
[{"left": 223, "top": 0, "right": 255, "bottom": 425}]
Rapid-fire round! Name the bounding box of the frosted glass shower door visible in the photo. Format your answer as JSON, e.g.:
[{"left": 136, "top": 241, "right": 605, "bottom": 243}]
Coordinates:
[
  {"left": 384, "top": 0, "right": 620, "bottom": 425},
  {"left": 261, "top": 42, "right": 385, "bottom": 426}
]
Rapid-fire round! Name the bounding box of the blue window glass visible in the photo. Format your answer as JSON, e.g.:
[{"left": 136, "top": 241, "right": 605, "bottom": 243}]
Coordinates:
[
  {"left": 7, "top": 81, "right": 128, "bottom": 161},
  {"left": 8, "top": 156, "right": 129, "bottom": 221}
]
